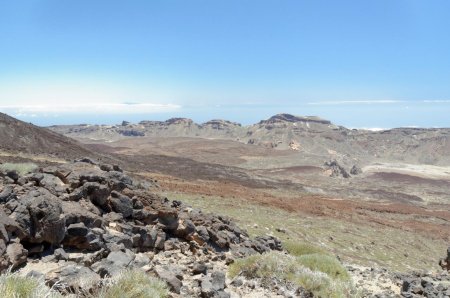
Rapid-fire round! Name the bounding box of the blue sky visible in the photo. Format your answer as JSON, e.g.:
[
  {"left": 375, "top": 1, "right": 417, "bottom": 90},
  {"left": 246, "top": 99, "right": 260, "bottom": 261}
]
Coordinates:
[{"left": 1, "top": 0, "right": 450, "bottom": 128}]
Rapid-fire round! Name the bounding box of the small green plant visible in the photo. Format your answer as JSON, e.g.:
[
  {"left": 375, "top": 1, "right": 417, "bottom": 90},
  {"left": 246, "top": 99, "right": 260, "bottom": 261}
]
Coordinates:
[
  {"left": 0, "top": 269, "right": 168, "bottom": 298},
  {"left": 0, "top": 270, "right": 62, "bottom": 298},
  {"left": 95, "top": 269, "right": 168, "bottom": 298},
  {"left": 0, "top": 163, "right": 38, "bottom": 175},
  {"left": 283, "top": 241, "right": 327, "bottom": 257},
  {"left": 296, "top": 253, "right": 350, "bottom": 280},
  {"left": 228, "top": 251, "right": 357, "bottom": 298}
]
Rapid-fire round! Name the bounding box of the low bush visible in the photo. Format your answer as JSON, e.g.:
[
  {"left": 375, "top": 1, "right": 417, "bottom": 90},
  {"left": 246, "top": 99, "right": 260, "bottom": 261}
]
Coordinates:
[
  {"left": 0, "top": 163, "right": 38, "bottom": 175},
  {"left": 228, "top": 251, "right": 357, "bottom": 298},
  {"left": 0, "top": 269, "right": 168, "bottom": 298},
  {"left": 283, "top": 241, "right": 327, "bottom": 257},
  {"left": 98, "top": 269, "right": 168, "bottom": 298},
  {"left": 0, "top": 270, "right": 62, "bottom": 298},
  {"left": 297, "top": 253, "right": 349, "bottom": 280}
]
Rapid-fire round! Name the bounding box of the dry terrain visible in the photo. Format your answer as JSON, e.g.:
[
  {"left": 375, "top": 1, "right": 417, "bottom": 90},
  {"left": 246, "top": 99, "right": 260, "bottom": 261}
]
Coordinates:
[{"left": 53, "top": 117, "right": 450, "bottom": 274}]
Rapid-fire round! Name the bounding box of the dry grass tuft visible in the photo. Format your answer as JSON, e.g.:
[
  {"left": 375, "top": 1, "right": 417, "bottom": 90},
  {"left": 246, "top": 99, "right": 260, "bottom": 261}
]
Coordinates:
[
  {"left": 229, "top": 251, "right": 357, "bottom": 298},
  {"left": 0, "top": 162, "right": 38, "bottom": 175}
]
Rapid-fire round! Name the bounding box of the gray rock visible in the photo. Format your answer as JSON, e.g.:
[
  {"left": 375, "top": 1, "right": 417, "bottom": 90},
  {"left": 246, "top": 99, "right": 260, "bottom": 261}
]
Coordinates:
[
  {"left": 193, "top": 262, "right": 207, "bottom": 275},
  {"left": 0, "top": 186, "right": 16, "bottom": 203},
  {"left": 6, "top": 242, "right": 28, "bottom": 269},
  {"left": 26, "top": 191, "right": 66, "bottom": 245},
  {"left": 211, "top": 271, "right": 226, "bottom": 291},
  {"left": 350, "top": 165, "right": 363, "bottom": 175},
  {"left": 155, "top": 266, "right": 183, "bottom": 294},
  {"left": 109, "top": 191, "right": 133, "bottom": 218},
  {"left": 38, "top": 173, "right": 67, "bottom": 196},
  {"left": 64, "top": 222, "right": 103, "bottom": 251},
  {"left": 201, "top": 271, "right": 227, "bottom": 298},
  {"left": 103, "top": 230, "right": 133, "bottom": 249},
  {"left": 67, "top": 222, "right": 89, "bottom": 237},
  {"left": 154, "top": 231, "right": 166, "bottom": 250},
  {"left": 107, "top": 250, "right": 135, "bottom": 267},
  {"left": 92, "top": 250, "right": 135, "bottom": 277},
  {"left": 54, "top": 248, "right": 69, "bottom": 261},
  {"left": 6, "top": 170, "right": 19, "bottom": 182},
  {"left": 106, "top": 171, "right": 132, "bottom": 191},
  {"left": 83, "top": 182, "right": 110, "bottom": 207},
  {"left": 175, "top": 219, "right": 196, "bottom": 239},
  {"left": 62, "top": 201, "right": 103, "bottom": 228},
  {"left": 46, "top": 264, "right": 100, "bottom": 291}
]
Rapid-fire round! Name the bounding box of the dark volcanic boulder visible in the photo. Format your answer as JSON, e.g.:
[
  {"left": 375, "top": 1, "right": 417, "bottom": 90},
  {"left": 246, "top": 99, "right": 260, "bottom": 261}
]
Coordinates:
[
  {"left": 0, "top": 208, "right": 28, "bottom": 241},
  {"left": 62, "top": 201, "right": 103, "bottom": 228},
  {"left": 25, "top": 189, "right": 66, "bottom": 245},
  {"left": 63, "top": 222, "right": 103, "bottom": 251},
  {"left": 350, "top": 165, "right": 363, "bottom": 175},
  {"left": 155, "top": 265, "right": 183, "bottom": 294},
  {"left": 324, "top": 160, "right": 350, "bottom": 178},
  {"left": 83, "top": 182, "right": 110, "bottom": 207},
  {"left": 38, "top": 173, "right": 67, "bottom": 196},
  {"left": 0, "top": 186, "right": 16, "bottom": 203},
  {"left": 106, "top": 171, "right": 133, "bottom": 191},
  {"left": 109, "top": 191, "right": 133, "bottom": 218}
]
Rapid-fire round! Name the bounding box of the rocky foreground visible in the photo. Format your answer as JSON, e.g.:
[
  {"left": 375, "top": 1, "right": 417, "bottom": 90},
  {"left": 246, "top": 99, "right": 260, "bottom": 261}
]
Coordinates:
[
  {"left": 1, "top": 158, "right": 450, "bottom": 297},
  {"left": 0, "top": 159, "right": 290, "bottom": 297}
]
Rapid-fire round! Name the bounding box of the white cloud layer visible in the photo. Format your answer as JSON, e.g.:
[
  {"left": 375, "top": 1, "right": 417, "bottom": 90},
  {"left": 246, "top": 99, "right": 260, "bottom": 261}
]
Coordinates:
[
  {"left": 0, "top": 103, "right": 181, "bottom": 117},
  {"left": 307, "top": 100, "right": 405, "bottom": 105}
]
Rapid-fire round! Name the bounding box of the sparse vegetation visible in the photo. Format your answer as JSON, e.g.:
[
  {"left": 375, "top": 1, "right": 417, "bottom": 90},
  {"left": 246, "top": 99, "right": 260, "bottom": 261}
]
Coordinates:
[
  {"left": 296, "top": 253, "right": 350, "bottom": 280},
  {"left": 0, "top": 269, "right": 168, "bottom": 298},
  {"left": 283, "top": 241, "right": 327, "bottom": 257},
  {"left": 171, "top": 191, "right": 447, "bottom": 272},
  {"left": 0, "top": 162, "right": 38, "bottom": 175},
  {"left": 0, "top": 270, "right": 62, "bottom": 298},
  {"left": 95, "top": 269, "right": 168, "bottom": 298},
  {"left": 228, "top": 251, "right": 356, "bottom": 298}
]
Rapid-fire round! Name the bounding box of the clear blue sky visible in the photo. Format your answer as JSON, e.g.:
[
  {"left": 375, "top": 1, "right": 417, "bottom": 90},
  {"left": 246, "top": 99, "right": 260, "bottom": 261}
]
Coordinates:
[{"left": 1, "top": 0, "right": 450, "bottom": 128}]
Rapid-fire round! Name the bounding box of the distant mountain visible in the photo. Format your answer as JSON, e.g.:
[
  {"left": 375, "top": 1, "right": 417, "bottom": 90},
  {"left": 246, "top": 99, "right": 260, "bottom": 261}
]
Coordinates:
[
  {"left": 0, "top": 112, "right": 97, "bottom": 161},
  {"left": 49, "top": 113, "right": 450, "bottom": 166}
]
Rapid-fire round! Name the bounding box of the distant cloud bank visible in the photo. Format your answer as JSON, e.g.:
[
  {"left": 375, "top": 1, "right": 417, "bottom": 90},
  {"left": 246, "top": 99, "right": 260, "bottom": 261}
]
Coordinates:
[
  {"left": 307, "top": 100, "right": 404, "bottom": 105},
  {"left": 307, "top": 100, "right": 450, "bottom": 105},
  {"left": 0, "top": 103, "right": 181, "bottom": 118}
]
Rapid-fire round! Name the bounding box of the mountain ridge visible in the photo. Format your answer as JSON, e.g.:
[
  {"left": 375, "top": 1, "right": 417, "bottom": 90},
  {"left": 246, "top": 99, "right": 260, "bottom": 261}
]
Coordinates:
[{"left": 48, "top": 113, "right": 450, "bottom": 166}]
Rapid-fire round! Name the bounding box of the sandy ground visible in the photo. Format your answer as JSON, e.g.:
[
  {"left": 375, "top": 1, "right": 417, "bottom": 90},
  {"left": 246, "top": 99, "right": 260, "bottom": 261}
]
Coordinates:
[{"left": 363, "top": 163, "right": 450, "bottom": 180}]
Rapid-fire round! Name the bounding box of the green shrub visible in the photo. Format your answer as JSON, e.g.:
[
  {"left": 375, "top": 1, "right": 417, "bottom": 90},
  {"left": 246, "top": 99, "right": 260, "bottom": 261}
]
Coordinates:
[
  {"left": 96, "top": 269, "right": 168, "bottom": 298},
  {"left": 0, "top": 163, "right": 38, "bottom": 176},
  {"left": 297, "top": 253, "right": 349, "bottom": 280},
  {"left": 0, "top": 269, "right": 168, "bottom": 298},
  {"left": 0, "top": 270, "right": 62, "bottom": 298},
  {"left": 228, "top": 251, "right": 357, "bottom": 298},
  {"left": 283, "top": 241, "right": 327, "bottom": 257}
]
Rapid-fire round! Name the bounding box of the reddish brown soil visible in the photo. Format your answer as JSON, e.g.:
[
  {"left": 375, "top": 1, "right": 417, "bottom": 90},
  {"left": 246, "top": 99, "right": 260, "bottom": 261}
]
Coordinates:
[
  {"left": 370, "top": 172, "right": 450, "bottom": 187},
  {"left": 144, "top": 173, "right": 450, "bottom": 241}
]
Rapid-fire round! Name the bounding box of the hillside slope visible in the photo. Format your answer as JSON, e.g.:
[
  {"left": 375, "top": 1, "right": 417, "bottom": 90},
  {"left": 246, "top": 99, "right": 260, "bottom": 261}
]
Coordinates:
[
  {"left": 0, "top": 112, "right": 97, "bottom": 161},
  {"left": 50, "top": 113, "right": 450, "bottom": 166}
]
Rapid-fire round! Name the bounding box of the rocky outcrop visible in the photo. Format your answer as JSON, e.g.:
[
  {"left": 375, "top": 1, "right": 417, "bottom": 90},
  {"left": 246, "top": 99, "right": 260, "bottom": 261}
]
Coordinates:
[
  {"left": 324, "top": 160, "right": 351, "bottom": 178},
  {"left": 439, "top": 246, "right": 450, "bottom": 271},
  {"left": 118, "top": 129, "right": 145, "bottom": 137},
  {"left": 201, "top": 120, "right": 242, "bottom": 130},
  {"left": 399, "top": 271, "right": 450, "bottom": 297},
  {"left": 0, "top": 159, "right": 282, "bottom": 295},
  {"left": 350, "top": 165, "right": 363, "bottom": 175},
  {"left": 259, "top": 114, "right": 332, "bottom": 125}
]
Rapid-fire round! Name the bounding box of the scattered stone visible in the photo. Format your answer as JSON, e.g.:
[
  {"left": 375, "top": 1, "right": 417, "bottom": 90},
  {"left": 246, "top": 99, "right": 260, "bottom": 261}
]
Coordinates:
[
  {"left": 193, "top": 262, "right": 207, "bottom": 275},
  {"left": 155, "top": 266, "right": 183, "bottom": 294},
  {"left": 54, "top": 248, "right": 69, "bottom": 261}
]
